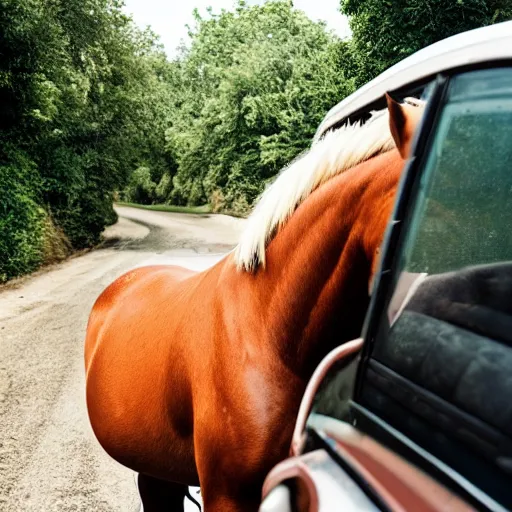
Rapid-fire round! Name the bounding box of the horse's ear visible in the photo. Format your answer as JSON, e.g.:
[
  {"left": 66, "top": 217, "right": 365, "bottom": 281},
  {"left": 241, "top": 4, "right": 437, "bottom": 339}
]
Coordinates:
[
  {"left": 386, "top": 93, "right": 421, "bottom": 160},
  {"left": 386, "top": 93, "right": 405, "bottom": 154}
]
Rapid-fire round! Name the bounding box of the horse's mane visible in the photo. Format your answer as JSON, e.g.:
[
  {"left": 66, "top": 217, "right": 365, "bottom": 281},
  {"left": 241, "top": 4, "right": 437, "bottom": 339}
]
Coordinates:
[{"left": 234, "top": 99, "right": 422, "bottom": 272}]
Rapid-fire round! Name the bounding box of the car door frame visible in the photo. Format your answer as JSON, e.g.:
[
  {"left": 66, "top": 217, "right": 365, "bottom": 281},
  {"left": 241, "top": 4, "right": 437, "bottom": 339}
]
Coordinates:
[{"left": 348, "top": 65, "right": 512, "bottom": 512}]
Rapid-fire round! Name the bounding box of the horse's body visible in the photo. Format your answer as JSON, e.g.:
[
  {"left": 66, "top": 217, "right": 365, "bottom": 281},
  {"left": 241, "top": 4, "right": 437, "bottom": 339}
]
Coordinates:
[{"left": 85, "top": 96, "right": 423, "bottom": 511}]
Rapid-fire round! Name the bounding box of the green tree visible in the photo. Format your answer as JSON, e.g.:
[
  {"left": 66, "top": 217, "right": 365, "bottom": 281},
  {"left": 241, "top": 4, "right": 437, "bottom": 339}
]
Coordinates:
[
  {"left": 165, "top": 1, "right": 353, "bottom": 213},
  {"left": 0, "top": 0, "right": 175, "bottom": 280},
  {"left": 341, "top": 0, "right": 512, "bottom": 86}
]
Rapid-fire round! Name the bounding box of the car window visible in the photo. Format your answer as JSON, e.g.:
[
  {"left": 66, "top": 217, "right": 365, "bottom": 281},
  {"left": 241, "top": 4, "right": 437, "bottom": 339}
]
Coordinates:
[
  {"left": 360, "top": 67, "right": 512, "bottom": 510},
  {"left": 403, "top": 68, "right": 512, "bottom": 274}
]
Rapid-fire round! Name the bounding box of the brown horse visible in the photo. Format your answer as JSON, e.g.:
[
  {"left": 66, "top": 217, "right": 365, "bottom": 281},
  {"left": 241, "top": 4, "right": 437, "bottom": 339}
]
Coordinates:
[{"left": 84, "top": 94, "right": 424, "bottom": 511}]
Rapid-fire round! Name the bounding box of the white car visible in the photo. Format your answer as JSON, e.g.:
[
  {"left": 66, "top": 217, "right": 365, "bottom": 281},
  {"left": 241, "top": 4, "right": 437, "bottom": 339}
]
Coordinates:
[{"left": 260, "top": 19, "right": 512, "bottom": 512}]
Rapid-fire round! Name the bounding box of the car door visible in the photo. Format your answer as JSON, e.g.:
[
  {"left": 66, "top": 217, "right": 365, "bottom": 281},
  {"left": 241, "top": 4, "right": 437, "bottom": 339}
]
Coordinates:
[
  {"left": 260, "top": 65, "right": 512, "bottom": 512},
  {"left": 350, "top": 66, "right": 512, "bottom": 512}
]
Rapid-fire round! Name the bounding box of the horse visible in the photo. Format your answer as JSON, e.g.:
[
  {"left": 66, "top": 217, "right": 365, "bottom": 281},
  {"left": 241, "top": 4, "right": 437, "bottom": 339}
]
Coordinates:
[{"left": 84, "top": 94, "right": 424, "bottom": 511}]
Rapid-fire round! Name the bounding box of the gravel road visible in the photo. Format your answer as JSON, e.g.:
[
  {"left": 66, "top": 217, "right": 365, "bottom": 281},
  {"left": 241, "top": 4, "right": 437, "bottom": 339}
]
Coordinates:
[{"left": 0, "top": 206, "right": 245, "bottom": 511}]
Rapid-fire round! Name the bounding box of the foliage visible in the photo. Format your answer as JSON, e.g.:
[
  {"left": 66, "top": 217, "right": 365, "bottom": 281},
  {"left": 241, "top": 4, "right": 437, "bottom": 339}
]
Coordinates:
[
  {"left": 161, "top": 0, "right": 510, "bottom": 213},
  {"left": 2, "top": 0, "right": 510, "bottom": 281},
  {"left": 0, "top": 147, "right": 45, "bottom": 281},
  {"left": 341, "top": 0, "right": 512, "bottom": 87},
  {"left": 164, "top": 1, "right": 354, "bottom": 212},
  {"left": 123, "top": 166, "right": 157, "bottom": 204},
  {"left": 0, "top": 0, "right": 174, "bottom": 280}
]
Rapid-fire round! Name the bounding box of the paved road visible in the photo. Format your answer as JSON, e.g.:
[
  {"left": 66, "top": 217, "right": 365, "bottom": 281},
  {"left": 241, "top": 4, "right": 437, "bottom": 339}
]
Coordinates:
[{"left": 0, "top": 206, "right": 245, "bottom": 511}]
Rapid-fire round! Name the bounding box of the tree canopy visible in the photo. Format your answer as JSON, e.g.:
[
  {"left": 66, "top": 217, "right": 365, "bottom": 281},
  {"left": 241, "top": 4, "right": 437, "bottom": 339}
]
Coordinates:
[
  {"left": 0, "top": 0, "right": 172, "bottom": 280},
  {"left": 151, "top": 0, "right": 511, "bottom": 212},
  {"left": 341, "top": 0, "right": 512, "bottom": 86},
  {"left": 162, "top": 2, "right": 354, "bottom": 213},
  {"left": 1, "top": 0, "right": 510, "bottom": 281}
]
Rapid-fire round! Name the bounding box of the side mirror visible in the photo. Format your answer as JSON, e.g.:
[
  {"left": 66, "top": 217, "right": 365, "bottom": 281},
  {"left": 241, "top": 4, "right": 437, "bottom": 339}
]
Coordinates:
[
  {"left": 260, "top": 456, "right": 318, "bottom": 512},
  {"left": 259, "top": 485, "right": 293, "bottom": 512},
  {"left": 260, "top": 448, "right": 379, "bottom": 512}
]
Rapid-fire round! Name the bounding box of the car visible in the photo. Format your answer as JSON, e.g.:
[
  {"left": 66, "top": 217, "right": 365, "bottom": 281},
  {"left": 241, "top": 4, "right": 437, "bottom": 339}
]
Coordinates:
[{"left": 259, "top": 19, "right": 512, "bottom": 512}]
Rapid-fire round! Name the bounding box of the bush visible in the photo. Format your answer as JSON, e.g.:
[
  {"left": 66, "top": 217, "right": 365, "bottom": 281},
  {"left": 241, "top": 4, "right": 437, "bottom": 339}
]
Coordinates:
[
  {"left": 0, "top": 150, "right": 45, "bottom": 282},
  {"left": 53, "top": 188, "right": 118, "bottom": 249},
  {"left": 41, "top": 211, "right": 72, "bottom": 265},
  {"left": 0, "top": 0, "right": 171, "bottom": 282},
  {"left": 155, "top": 172, "right": 173, "bottom": 202},
  {"left": 124, "top": 166, "right": 157, "bottom": 205}
]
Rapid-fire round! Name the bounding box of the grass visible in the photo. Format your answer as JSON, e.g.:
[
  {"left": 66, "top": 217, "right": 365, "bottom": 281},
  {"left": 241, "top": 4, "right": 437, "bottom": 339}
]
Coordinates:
[{"left": 115, "top": 202, "right": 212, "bottom": 214}]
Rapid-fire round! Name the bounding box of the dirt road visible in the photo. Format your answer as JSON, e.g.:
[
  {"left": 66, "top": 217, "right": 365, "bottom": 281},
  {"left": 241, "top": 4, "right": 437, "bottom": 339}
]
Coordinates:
[{"left": 0, "top": 206, "right": 245, "bottom": 511}]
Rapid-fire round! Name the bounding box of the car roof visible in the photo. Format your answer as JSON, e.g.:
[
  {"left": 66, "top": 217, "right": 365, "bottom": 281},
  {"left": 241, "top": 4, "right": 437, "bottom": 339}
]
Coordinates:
[{"left": 314, "top": 20, "right": 512, "bottom": 143}]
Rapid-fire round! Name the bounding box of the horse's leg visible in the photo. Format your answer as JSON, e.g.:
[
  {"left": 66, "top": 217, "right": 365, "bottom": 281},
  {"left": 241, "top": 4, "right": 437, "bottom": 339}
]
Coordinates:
[
  {"left": 196, "top": 454, "right": 262, "bottom": 512},
  {"left": 201, "top": 494, "right": 259, "bottom": 512},
  {"left": 136, "top": 473, "right": 187, "bottom": 512}
]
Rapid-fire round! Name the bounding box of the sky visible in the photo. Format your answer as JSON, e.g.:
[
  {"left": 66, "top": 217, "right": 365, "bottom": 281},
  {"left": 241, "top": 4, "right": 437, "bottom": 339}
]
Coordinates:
[{"left": 122, "top": 0, "right": 351, "bottom": 58}]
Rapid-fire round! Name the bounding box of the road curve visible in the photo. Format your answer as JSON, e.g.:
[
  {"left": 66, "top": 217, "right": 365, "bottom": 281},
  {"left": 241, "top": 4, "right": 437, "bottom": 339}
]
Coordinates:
[{"left": 0, "top": 206, "right": 245, "bottom": 511}]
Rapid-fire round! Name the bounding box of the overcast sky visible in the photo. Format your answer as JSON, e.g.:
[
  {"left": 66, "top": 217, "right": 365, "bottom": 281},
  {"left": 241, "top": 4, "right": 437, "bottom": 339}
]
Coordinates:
[{"left": 123, "top": 0, "right": 351, "bottom": 58}]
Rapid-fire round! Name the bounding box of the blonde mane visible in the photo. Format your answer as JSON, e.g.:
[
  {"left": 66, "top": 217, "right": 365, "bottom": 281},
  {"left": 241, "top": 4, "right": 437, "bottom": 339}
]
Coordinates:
[{"left": 234, "top": 100, "right": 419, "bottom": 272}]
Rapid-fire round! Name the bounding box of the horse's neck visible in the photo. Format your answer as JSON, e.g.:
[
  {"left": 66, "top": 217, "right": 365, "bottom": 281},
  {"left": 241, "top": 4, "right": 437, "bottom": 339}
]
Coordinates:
[{"left": 245, "top": 150, "right": 402, "bottom": 379}]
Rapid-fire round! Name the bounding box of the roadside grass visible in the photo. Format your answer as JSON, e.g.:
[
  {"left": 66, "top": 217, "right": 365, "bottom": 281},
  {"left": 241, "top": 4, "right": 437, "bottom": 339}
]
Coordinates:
[{"left": 115, "top": 202, "right": 212, "bottom": 214}]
